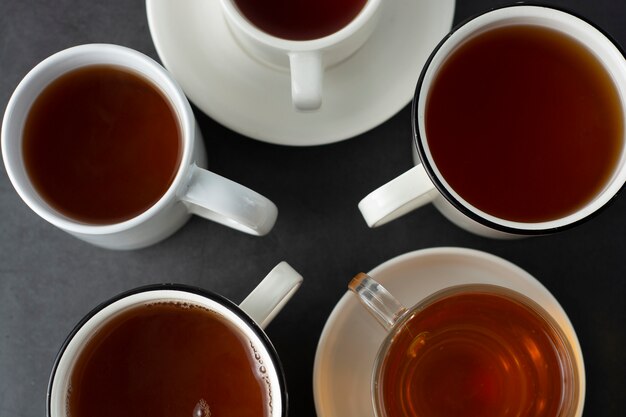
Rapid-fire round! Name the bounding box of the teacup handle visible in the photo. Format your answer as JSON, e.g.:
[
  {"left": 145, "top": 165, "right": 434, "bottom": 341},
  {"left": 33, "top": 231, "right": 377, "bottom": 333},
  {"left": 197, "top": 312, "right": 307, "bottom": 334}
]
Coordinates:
[
  {"left": 182, "top": 164, "right": 278, "bottom": 236},
  {"left": 239, "top": 262, "right": 303, "bottom": 329},
  {"left": 289, "top": 51, "right": 323, "bottom": 111},
  {"left": 349, "top": 273, "right": 407, "bottom": 331},
  {"left": 358, "top": 165, "right": 438, "bottom": 228}
]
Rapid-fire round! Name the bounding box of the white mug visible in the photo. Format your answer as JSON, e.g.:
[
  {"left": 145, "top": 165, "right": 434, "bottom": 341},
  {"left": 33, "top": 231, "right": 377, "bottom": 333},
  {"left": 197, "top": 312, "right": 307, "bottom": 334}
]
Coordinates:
[
  {"left": 2, "top": 44, "right": 278, "bottom": 249},
  {"left": 220, "top": 0, "right": 381, "bottom": 111},
  {"left": 359, "top": 5, "right": 626, "bottom": 238},
  {"left": 47, "top": 261, "right": 303, "bottom": 417}
]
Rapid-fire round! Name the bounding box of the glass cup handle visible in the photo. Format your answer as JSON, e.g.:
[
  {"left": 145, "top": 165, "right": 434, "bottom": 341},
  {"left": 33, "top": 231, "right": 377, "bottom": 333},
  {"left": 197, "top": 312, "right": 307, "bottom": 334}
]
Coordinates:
[
  {"left": 358, "top": 164, "right": 438, "bottom": 228},
  {"left": 181, "top": 164, "right": 278, "bottom": 236},
  {"left": 239, "top": 262, "right": 303, "bottom": 329},
  {"left": 349, "top": 273, "right": 407, "bottom": 331}
]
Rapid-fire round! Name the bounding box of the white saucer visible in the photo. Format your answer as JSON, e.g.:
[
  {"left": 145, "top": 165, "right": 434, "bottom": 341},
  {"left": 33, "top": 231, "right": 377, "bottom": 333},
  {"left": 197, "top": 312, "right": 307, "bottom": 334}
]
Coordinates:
[
  {"left": 313, "top": 247, "right": 586, "bottom": 417},
  {"left": 146, "top": 0, "right": 455, "bottom": 146}
]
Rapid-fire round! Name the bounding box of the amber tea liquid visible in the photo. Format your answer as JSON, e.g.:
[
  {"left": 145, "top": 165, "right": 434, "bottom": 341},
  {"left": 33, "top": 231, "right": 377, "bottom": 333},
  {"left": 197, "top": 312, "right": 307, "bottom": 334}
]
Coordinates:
[
  {"left": 378, "top": 290, "right": 575, "bottom": 417},
  {"left": 233, "top": 0, "right": 367, "bottom": 40},
  {"left": 23, "top": 65, "right": 181, "bottom": 225},
  {"left": 425, "top": 25, "right": 623, "bottom": 223},
  {"left": 68, "top": 302, "right": 271, "bottom": 417}
]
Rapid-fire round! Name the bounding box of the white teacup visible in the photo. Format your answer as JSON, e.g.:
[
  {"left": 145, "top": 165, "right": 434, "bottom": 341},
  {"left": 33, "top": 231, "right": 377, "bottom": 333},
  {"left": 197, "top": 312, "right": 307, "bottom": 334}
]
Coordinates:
[
  {"left": 47, "top": 261, "right": 303, "bottom": 417},
  {"left": 358, "top": 5, "right": 626, "bottom": 238},
  {"left": 220, "top": 0, "right": 382, "bottom": 111},
  {"left": 2, "top": 44, "right": 278, "bottom": 249}
]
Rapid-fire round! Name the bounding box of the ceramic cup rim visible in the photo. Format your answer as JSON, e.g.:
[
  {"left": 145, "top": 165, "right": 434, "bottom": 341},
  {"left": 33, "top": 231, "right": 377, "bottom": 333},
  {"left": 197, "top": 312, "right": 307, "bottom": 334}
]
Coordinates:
[
  {"left": 1, "top": 44, "right": 195, "bottom": 235},
  {"left": 219, "top": 0, "right": 382, "bottom": 51},
  {"left": 372, "top": 283, "right": 581, "bottom": 417},
  {"left": 46, "top": 283, "right": 288, "bottom": 417},
  {"left": 411, "top": 4, "right": 626, "bottom": 235}
]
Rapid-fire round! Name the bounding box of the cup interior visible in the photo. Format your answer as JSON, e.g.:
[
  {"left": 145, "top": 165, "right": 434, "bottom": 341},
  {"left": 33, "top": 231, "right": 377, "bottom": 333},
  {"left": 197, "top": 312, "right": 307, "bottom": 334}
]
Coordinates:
[
  {"left": 413, "top": 5, "right": 626, "bottom": 234},
  {"left": 372, "top": 283, "right": 581, "bottom": 417},
  {"left": 1, "top": 44, "right": 194, "bottom": 233},
  {"left": 221, "top": 0, "right": 381, "bottom": 48},
  {"left": 47, "top": 285, "right": 286, "bottom": 417}
]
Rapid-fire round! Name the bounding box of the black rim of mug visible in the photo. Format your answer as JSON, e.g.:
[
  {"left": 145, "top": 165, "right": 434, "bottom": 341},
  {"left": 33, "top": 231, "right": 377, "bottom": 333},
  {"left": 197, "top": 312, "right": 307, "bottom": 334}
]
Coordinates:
[
  {"left": 411, "top": 2, "right": 626, "bottom": 235},
  {"left": 46, "top": 283, "right": 289, "bottom": 417}
]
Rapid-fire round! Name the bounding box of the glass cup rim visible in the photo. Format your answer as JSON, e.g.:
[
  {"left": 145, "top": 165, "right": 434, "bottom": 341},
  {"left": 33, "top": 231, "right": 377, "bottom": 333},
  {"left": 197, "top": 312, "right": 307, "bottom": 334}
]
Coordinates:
[
  {"left": 371, "top": 283, "right": 581, "bottom": 417},
  {"left": 46, "top": 283, "right": 288, "bottom": 417},
  {"left": 411, "top": 3, "right": 626, "bottom": 235}
]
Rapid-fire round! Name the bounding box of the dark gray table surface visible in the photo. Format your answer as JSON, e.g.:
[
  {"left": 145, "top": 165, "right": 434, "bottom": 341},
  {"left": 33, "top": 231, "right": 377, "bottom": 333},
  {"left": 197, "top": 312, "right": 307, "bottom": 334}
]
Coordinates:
[{"left": 1, "top": 1, "right": 625, "bottom": 416}]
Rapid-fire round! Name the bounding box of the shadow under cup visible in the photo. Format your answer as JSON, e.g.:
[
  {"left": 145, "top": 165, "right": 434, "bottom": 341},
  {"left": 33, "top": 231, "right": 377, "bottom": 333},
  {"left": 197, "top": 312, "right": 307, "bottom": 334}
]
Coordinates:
[
  {"left": 412, "top": 5, "right": 626, "bottom": 235},
  {"left": 47, "top": 285, "right": 287, "bottom": 417},
  {"left": 372, "top": 285, "right": 581, "bottom": 417}
]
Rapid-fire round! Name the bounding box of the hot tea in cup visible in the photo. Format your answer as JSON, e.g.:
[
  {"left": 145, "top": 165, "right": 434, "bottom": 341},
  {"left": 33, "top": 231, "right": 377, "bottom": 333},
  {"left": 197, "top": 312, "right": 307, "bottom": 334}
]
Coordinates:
[
  {"left": 424, "top": 23, "right": 621, "bottom": 223},
  {"left": 232, "top": 0, "right": 367, "bottom": 41},
  {"left": 23, "top": 64, "right": 181, "bottom": 224},
  {"left": 68, "top": 301, "right": 271, "bottom": 417},
  {"left": 350, "top": 274, "right": 581, "bottom": 417},
  {"left": 2, "top": 44, "right": 279, "bottom": 249},
  {"left": 47, "top": 262, "right": 303, "bottom": 417},
  {"left": 358, "top": 5, "right": 626, "bottom": 238}
]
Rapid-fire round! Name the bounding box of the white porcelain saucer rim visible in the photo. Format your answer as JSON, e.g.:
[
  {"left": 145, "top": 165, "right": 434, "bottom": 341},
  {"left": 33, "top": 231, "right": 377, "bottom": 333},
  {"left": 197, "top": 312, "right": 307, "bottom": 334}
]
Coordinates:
[
  {"left": 312, "top": 246, "right": 585, "bottom": 417},
  {"left": 146, "top": 0, "right": 455, "bottom": 146}
]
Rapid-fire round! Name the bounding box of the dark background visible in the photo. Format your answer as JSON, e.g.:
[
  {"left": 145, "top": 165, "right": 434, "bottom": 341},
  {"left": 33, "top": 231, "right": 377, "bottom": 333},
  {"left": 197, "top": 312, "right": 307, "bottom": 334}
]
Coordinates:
[{"left": 1, "top": 1, "right": 624, "bottom": 416}]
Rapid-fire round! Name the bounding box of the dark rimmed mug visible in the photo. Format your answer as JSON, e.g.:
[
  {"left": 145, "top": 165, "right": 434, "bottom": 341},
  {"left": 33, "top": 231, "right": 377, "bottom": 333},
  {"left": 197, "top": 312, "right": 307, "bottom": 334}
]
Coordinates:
[
  {"left": 358, "top": 4, "right": 626, "bottom": 238},
  {"left": 47, "top": 262, "right": 302, "bottom": 417}
]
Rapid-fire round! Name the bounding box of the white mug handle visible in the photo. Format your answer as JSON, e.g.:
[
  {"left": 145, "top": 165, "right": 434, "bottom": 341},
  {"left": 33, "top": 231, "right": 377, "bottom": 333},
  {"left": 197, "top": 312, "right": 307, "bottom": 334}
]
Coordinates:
[
  {"left": 358, "top": 164, "right": 439, "bottom": 227},
  {"left": 239, "top": 262, "right": 303, "bottom": 329},
  {"left": 182, "top": 164, "right": 278, "bottom": 236},
  {"left": 289, "top": 51, "right": 323, "bottom": 111}
]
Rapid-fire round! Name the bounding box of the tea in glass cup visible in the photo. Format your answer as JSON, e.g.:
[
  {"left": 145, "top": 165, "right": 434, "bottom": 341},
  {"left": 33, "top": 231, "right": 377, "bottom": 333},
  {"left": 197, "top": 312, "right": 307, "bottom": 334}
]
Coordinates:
[{"left": 350, "top": 274, "right": 581, "bottom": 417}]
